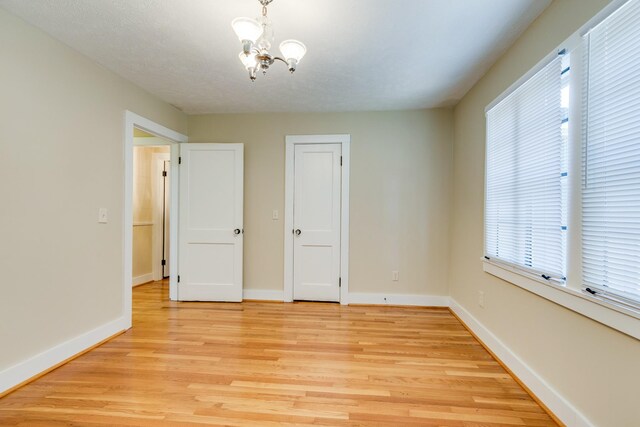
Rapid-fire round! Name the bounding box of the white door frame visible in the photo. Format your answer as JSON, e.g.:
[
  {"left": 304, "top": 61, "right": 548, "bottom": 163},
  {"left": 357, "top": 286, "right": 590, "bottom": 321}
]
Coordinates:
[
  {"left": 124, "top": 111, "right": 187, "bottom": 328},
  {"left": 284, "top": 134, "right": 350, "bottom": 305},
  {"left": 151, "top": 152, "right": 171, "bottom": 281}
]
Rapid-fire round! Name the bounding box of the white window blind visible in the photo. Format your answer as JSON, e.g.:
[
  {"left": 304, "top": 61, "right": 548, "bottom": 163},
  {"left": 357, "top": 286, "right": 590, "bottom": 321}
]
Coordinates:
[
  {"left": 485, "top": 55, "right": 565, "bottom": 280},
  {"left": 582, "top": 0, "right": 640, "bottom": 308}
]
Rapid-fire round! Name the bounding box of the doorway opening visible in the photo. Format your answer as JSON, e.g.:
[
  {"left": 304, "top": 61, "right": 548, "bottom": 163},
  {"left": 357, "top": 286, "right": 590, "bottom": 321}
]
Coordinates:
[
  {"left": 132, "top": 133, "right": 171, "bottom": 287},
  {"left": 124, "top": 111, "right": 188, "bottom": 329},
  {"left": 284, "top": 135, "right": 351, "bottom": 305}
]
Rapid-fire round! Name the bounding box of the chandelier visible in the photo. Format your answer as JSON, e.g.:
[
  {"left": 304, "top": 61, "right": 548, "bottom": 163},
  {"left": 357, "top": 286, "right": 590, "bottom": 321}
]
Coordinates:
[{"left": 231, "top": 0, "right": 307, "bottom": 81}]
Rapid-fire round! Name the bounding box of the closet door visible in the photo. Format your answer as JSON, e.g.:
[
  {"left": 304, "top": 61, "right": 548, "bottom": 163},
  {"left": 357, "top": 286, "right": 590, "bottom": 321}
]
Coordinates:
[{"left": 293, "top": 143, "right": 342, "bottom": 302}]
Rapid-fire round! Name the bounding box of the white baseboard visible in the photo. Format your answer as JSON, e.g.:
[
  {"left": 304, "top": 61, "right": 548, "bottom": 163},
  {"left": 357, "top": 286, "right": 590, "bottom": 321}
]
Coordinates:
[
  {"left": 132, "top": 273, "right": 154, "bottom": 287},
  {"left": 347, "top": 292, "right": 450, "bottom": 307},
  {"left": 0, "top": 317, "right": 126, "bottom": 395},
  {"left": 240, "top": 290, "right": 450, "bottom": 306},
  {"left": 449, "top": 299, "right": 592, "bottom": 427},
  {"left": 243, "top": 289, "right": 285, "bottom": 301}
]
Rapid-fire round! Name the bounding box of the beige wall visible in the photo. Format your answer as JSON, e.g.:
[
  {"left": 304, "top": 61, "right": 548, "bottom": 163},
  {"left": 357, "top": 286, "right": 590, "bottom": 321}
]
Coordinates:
[
  {"left": 449, "top": 0, "right": 639, "bottom": 425},
  {"left": 132, "top": 225, "right": 153, "bottom": 280},
  {"left": 0, "top": 8, "right": 186, "bottom": 371},
  {"left": 132, "top": 146, "right": 169, "bottom": 281},
  {"left": 189, "top": 110, "right": 453, "bottom": 296}
]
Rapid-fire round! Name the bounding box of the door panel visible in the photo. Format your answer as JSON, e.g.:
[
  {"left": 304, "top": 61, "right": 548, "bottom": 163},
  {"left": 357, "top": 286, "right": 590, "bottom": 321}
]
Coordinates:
[
  {"left": 187, "top": 150, "right": 236, "bottom": 229},
  {"left": 179, "top": 143, "right": 243, "bottom": 301},
  {"left": 293, "top": 144, "right": 341, "bottom": 302},
  {"left": 163, "top": 160, "right": 170, "bottom": 277}
]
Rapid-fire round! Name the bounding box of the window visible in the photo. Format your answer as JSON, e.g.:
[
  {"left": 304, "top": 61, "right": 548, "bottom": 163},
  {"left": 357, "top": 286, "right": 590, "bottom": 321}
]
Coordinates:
[
  {"left": 582, "top": 0, "right": 640, "bottom": 309},
  {"left": 484, "top": 0, "right": 640, "bottom": 331},
  {"left": 485, "top": 55, "right": 567, "bottom": 281}
]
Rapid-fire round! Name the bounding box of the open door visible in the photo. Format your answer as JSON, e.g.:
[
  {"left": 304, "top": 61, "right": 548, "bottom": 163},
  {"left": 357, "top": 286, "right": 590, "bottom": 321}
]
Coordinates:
[
  {"left": 162, "top": 160, "right": 170, "bottom": 278},
  {"left": 178, "top": 143, "right": 244, "bottom": 301}
]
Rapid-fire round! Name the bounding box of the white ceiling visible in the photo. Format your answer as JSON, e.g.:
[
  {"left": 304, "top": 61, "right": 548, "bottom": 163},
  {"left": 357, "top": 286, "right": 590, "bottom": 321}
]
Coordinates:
[{"left": 0, "top": 0, "right": 551, "bottom": 114}]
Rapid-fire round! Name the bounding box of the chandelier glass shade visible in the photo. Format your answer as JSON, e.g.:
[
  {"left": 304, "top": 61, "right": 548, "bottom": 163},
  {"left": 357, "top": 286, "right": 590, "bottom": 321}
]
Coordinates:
[{"left": 232, "top": 0, "right": 306, "bottom": 81}]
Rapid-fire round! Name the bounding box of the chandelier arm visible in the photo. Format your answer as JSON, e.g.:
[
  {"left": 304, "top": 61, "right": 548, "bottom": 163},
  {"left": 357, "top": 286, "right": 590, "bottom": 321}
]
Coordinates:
[{"left": 273, "top": 57, "right": 288, "bottom": 64}]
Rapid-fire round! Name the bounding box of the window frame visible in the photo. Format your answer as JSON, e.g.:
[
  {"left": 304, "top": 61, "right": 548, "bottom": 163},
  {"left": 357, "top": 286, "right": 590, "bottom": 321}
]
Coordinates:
[{"left": 483, "top": 0, "right": 640, "bottom": 340}]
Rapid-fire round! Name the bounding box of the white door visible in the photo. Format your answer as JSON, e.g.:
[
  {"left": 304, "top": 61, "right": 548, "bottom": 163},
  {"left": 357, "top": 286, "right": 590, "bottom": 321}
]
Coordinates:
[
  {"left": 178, "top": 143, "right": 243, "bottom": 301},
  {"left": 293, "top": 144, "right": 342, "bottom": 302},
  {"left": 162, "top": 160, "right": 170, "bottom": 278}
]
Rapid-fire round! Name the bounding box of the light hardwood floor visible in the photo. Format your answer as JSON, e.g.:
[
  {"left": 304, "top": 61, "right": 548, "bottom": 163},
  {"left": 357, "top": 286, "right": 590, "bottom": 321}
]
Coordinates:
[{"left": 0, "top": 281, "right": 558, "bottom": 426}]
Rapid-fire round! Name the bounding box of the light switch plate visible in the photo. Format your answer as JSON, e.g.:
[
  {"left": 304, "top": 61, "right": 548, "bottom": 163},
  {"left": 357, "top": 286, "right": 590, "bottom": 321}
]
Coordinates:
[
  {"left": 272, "top": 210, "right": 279, "bottom": 220},
  {"left": 98, "top": 208, "right": 108, "bottom": 224}
]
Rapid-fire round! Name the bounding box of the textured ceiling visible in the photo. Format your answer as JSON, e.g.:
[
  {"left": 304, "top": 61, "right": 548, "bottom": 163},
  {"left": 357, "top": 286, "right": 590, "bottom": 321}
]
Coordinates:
[{"left": 0, "top": 0, "right": 550, "bottom": 114}]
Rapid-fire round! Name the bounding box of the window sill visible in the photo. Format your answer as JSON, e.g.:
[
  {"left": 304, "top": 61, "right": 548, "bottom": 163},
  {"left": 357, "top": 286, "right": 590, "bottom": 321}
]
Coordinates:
[{"left": 483, "top": 259, "right": 640, "bottom": 340}]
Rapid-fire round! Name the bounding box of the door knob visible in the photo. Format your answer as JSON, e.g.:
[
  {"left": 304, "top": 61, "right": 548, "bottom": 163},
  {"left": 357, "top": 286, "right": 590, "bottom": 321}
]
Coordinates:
[
  {"left": 295, "top": 229, "right": 302, "bottom": 236},
  {"left": 234, "top": 228, "right": 241, "bottom": 235}
]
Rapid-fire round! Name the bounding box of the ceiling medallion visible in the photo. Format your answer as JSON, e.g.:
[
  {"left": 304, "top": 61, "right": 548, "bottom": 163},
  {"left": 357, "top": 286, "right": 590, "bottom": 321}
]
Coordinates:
[{"left": 232, "top": 0, "right": 306, "bottom": 81}]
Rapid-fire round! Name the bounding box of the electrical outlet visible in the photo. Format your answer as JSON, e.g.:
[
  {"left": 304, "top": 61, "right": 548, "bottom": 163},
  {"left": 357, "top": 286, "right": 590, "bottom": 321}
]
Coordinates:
[
  {"left": 98, "top": 208, "right": 108, "bottom": 224},
  {"left": 478, "top": 291, "right": 485, "bottom": 308},
  {"left": 272, "top": 210, "right": 279, "bottom": 220},
  {"left": 392, "top": 271, "right": 399, "bottom": 281}
]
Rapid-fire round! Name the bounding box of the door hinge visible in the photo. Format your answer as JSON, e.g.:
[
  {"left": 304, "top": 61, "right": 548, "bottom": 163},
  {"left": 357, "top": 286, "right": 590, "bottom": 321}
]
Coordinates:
[
  {"left": 339, "top": 277, "right": 342, "bottom": 287},
  {"left": 178, "top": 156, "right": 182, "bottom": 165},
  {"left": 162, "top": 170, "right": 167, "bottom": 177},
  {"left": 340, "top": 156, "right": 343, "bottom": 166},
  {"left": 161, "top": 259, "right": 166, "bottom": 266},
  {"left": 177, "top": 275, "right": 180, "bottom": 283}
]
